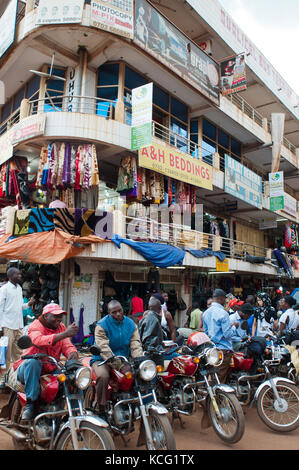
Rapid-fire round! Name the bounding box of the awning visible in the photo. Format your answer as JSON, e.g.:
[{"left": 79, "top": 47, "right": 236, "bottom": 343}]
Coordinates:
[{"left": 0, "top": 229, "right": 109, "bottom": 264}]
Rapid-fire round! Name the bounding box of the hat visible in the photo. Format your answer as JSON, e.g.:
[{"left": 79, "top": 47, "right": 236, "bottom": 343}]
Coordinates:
[
  {"left": 213, "top": 288, "right": 226, "bottom": 297},
  {"left": 42, "top": 303, "right": 67, "bottom": 316},
  {"left": 294, "top": 304, "right": 299, "bottom": 311},
  {"left": 228, "top": 299, "right": 244, "bottom": 308},
  {"left": 240, "top": 303, "right": 254, "bottom": 315}
]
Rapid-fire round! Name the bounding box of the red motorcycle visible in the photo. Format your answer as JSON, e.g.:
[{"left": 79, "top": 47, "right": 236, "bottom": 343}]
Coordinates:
[
  {"left": 83, "top": 346, "right": 176, "bottom": 450},
  {"left": 0, "top": 336, "right": 115, "bottom": 450},
  {"left": 156, "top": 334, "right": 245, "bottom": 444},
  {"left": 226, "top": 332, "right": 299, "bottom": 432}
]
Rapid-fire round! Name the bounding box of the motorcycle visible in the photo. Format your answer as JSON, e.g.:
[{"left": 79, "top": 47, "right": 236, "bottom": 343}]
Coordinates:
[
  {"left": 263, "top": 331, "right": 298, "bottom": 385},
  {"left": 226, "top": 323, "right": 299, "bottom": 432},
  {"left": 83, "top": 346, "right": 176, "bottom": 450},
  {"left": 156, "top": 333, "right": 245, "bottom": 444},
  {"left": 0, "top": 336, "right": 115, "bottom": 450}
]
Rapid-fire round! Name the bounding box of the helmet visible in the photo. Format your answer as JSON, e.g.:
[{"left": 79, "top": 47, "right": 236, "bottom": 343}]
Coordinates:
[{"left": 187, "top": 331, "right": 211, "bottom": 348}]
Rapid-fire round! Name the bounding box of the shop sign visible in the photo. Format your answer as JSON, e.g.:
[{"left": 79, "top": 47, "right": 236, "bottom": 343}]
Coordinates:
[
  {"left": 282, "top": 193, "right": 297, "bottom": 218},
  {"left": 131, "top": 82, "right": 153, "bottom": 151},
  {"left": 134, "top": 0, "right": 219, "bottom": 105},
  {"left": 224, "top": 155, "right": 263, "bottom": 209},
  {"left": 270, "top": 195, "right": 284, "bottom": 212},
  {"left": 259, "top": 219, "right": 278, "bottom": 230},
  {"left": 90, "top": 0, "right": 134, "bottom": 39},
  {"left": 216, "top": 258, "right": 229, "bottom": 272},
  {"left": 36, "top": 0, "right": 85, "bottom": 25},
  {"left": 12, "top": 115, "right": 46, "bottom": 146},
  {"left": 269, "top": 171, "right": 284, "bottom": 197},
  {"left": 139, "top": 141, "right": 213, "bottom": 191},
  {"left": 220, "top": 53, "right": 246, "bottom": 96},
  {"left": 0, "top": 0, "right": 18, "bottom": 58},
  {"left": 0, "top": 128, "right": 14, "bottom": 166},
  {"left": 64, "top": 66, "right": 81, "bottom": 112}
]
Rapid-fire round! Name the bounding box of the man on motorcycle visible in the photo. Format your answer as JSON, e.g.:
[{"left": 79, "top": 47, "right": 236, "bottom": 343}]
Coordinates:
[
  {"left": 202, "top": 289, "right": 236, "bottom": 382},
  {"left": 229, "top": 303, "right": 254, "bottom": 351},
  {"left": 90, "top": 300, "right": 143, "bottom": 418},
  {"left": 13, "top": 303, "right": 80, "bottom": 421}
]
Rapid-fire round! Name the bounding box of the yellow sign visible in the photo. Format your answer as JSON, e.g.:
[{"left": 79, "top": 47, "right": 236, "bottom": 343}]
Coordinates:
[
  {"left": 139, "top": 141, "right": 213, "bottom": 191},
  {"left": 216, "top": 258, "right": 229, "bottom": 272}
]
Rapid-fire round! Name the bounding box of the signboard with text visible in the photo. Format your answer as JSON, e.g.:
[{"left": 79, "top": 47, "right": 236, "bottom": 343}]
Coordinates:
[
  {"left": 225, "top": 155, "right": 262, "bottom": 209},
  {"left": 36, "top": 0, "right": 85, "bottom": 24},
  {"left": 220, "top": 53, "right": 246, "bottom": 95},
  {"left": 90, "top": 0, "right": 134, "bottom": 39},
  {"left": 216, "top": 259, "right": 229, "bottom": 272},
  {"left": 131, "top": 83, "right": 153, "bottom": 151},
  {"left": 0, "top": 0, "right": 18, "bottom": 59}
]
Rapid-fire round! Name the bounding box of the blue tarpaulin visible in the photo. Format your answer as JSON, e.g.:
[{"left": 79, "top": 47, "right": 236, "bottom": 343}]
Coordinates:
[
  {"left": 112, "top": 235, "right": 185, "bottom": 268},
  {"left": 185, "top": 248, "right": 226, "bottom": 262}
]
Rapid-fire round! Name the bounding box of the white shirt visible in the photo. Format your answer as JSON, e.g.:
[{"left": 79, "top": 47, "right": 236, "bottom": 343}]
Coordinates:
[
  {"left": 279, "top": 308, "right": 299, "bottom": 331},
  {"left": 0, "top": 281, "right": 28, "bottom": 331}
]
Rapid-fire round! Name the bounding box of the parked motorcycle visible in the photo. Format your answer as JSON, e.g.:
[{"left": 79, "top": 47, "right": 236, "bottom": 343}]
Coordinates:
[
  {"left": 263, "top": 331, "right": 298, "bottom": 385},
  {"left": 156, "top": 333, "right": 245, "bottom": 444},
  {"left": 0, "top": 336, "right": 115, "bottom": 450},
  {"left": 226, "top": 324, "right": 299, "bottom": 432},
  {"left": 83, "top": 346, "right": 176, "bottom": 450}
]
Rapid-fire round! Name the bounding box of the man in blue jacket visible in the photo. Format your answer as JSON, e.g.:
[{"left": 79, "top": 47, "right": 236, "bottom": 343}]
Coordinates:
[{"left": 90, "top": 300, "right": 143, "bottom": 417}]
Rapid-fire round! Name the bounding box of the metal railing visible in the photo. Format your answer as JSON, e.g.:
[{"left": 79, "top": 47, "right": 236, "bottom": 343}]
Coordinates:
[
  {"left": 124, "top": 215, "right": 269, "bottom": 261},
  {"left": 225, "top": 93, "right": 264, "bottom": 127}
]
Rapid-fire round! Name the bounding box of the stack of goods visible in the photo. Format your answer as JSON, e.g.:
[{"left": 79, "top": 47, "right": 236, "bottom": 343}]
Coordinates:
[
  {"left": 20, "top": 263, "right": 60, "bottom": 318},
  {"left": 36, "top": 142, "right": 100, "bottom": 192}
]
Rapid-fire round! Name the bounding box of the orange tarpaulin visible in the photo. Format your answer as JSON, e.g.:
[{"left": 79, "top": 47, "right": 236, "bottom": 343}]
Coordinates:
[{"left": 0, "top": 229, "right": 109, "bottom": 264}]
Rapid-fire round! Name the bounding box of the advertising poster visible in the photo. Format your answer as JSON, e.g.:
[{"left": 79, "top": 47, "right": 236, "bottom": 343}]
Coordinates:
[
  {"left": 139, "top": 141, "right": 213, "bottom": 191},
  {"left": 90, "top": 0, "right": 134, "bottom": 39},
  {"left": 269, "top": 171, "right": 284, "bottom": 211},
  {"left": 36, "top": 0, "right": 85, "bottom": 25},
  {"left": 134, "top": 0, "right": 219, "bottom": 105},
  {"left": 131, "top": 83, "right": 153, "bottom": 151},
  {"left": 0, "top": 0, "right": 18, "bottom": 59},
  {"left": 225, "top": 155, "right": 262, "bottom": 209},
  {"left": 220, "top": 53, "right": 246, "bottom": 95}
]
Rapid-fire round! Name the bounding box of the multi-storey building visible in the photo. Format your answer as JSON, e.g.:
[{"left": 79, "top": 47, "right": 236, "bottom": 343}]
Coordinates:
[{"left": 0, "top": 0, "right": 298, "bottom": 331}]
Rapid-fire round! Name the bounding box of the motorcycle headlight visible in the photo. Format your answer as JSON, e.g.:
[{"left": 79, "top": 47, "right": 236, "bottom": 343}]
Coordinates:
[
  {"left": 205, "top": 348, "right": 223, "bottom": 367},
  {"left": 75, "top": 367, "right": 91, "bottom": 390},
  {"left": 139, "top": 360, "right": 157, "bottom": 382}
]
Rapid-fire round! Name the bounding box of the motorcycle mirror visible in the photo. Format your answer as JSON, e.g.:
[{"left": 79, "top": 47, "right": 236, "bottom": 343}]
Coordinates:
[
  {"left": 89, "top": 345, "right": 101, "bottom": 356},
  {"left": 17, "top": 335, "right": 33, "bottom": 349}
]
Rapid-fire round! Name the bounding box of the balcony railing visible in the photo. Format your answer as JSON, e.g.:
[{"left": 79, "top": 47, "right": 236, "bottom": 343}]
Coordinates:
[
  {"left": 124, "top": 215, "right": 269, "bottom": 262},
  {"left": 225, "top": 93, "right": 264, "bottom": 127}
]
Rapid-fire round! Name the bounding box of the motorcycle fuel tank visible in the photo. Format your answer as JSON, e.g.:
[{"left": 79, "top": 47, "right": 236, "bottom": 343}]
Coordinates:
[
  {"left": 40, "top": 375, "right": 59, "bottom": 403},
  {"left": 167, "top": 355, "right": 198, "bottom": 376},
  {"left": 230, "top": 352, "right": 253, "bottom": 371},
  {"left": 109, "top": 369, "right": 134, "bottom": 393}
]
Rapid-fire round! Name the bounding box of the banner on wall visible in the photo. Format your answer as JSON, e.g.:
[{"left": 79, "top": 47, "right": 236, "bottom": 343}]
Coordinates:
[
  {"left": 271, "top": 113, "right": 285, "bottom": 173},
  {"left": 269, "top": 171, "right": 284, "bottom": 212},
  {"left": 139, "top": 141, "right": 213, "bottom": 191},
  {"left": 220, "top": 53, "right": 246, "bottom": 95},
  {"left": 131, "top": 83, "right": 153, "bottom": 151},
  {"left": 0, "top": 0, "right": 18, "bottom": 59},
  {"left": 90, "top": 0, "right": 134, "bottom": 39},
  {"left": 134, "top": 0, "right": 219, "bottom": 105},
  {"left": 225, "top": 155, "right": 262, "bottom": 209},
  {"left": 36, "top": 0, "right": 85, "bottom": 25}
]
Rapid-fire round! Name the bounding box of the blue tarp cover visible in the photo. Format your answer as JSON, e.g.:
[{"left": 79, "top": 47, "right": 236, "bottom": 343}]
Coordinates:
[{"left": 185, "top": 248, "right": 226, "bottom": 262}]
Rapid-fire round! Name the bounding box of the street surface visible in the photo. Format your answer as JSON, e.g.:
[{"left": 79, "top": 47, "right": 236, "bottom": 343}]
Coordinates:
[{"left": 0, "top": 394, "right": 298, "bottom": 450}]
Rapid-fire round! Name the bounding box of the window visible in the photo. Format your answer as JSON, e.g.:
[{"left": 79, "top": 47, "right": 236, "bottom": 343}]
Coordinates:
[
  {"left": 171, "top": 97, "right": 188, "bottom": 123},
  {"left": 97, "top": 63, "right": 119, "bottom": 86},
  {"left": 125, "top": 66, "right": 147, "bottom": 90},
  {"left": 44, "top": 67, "right": 66, "bottom": 112},
  {"left": 97, "top": 62, "right": 120, "bottom": 117},
  {"left": 26, "top": 75, "right": 40, "bottom": 100},
  {"left": 153, "top": 85, "right": 169, "bottom": 112},
  {"left": 202, "top": 118, "right": 242, "bottom": 165}
]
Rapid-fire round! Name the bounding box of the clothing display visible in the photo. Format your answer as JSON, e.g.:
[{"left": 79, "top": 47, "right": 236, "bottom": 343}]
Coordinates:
[
  {"left": 0, "top": 158, "right": 30, "bottom": 209},
  {"left": 36, "top": 142, "right": 99, "bottom": 192}
]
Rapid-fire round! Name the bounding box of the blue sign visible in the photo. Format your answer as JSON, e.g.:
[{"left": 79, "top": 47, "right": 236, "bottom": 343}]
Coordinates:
[{"left": 225, "top": 155, "right": 263, "bottom": 209}]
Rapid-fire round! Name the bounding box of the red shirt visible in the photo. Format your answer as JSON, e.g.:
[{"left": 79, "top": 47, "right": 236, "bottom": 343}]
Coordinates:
[
  {"left": 14, "top": 319, "right": 78, "bottom": 374},
  {"left": 132, "top": 297, "right": 144, "bottom": 315}
]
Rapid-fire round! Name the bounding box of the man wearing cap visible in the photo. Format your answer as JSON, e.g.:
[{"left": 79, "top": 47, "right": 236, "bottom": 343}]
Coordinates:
[
  {"left": 13, "top": 303, "right": 79, "bottom": 421},
  {"left": 202, "top": 289, "right": 236, "bottom": 382},
  {"left": 229, "top": 303, "right": 254, "bottom": 351}
]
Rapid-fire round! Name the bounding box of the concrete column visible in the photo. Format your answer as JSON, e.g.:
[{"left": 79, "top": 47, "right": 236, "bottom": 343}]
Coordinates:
[
  {"left": 25, "top": 0, "right": 35, "bottom": 14},
  {"left": 20, "top": 98, "right": 30, "bottom": 119}
]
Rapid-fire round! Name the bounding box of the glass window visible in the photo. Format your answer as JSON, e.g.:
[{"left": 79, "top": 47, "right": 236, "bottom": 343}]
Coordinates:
[
  {"left": 125, "top": 66, "right": 148, "bottom": 90},
  {"left": 12, "top": 87, "right": 25, "bottom": 112},
  {"left": 171, "top": 117, "right": 188, "bottom": 151},
  {"left": 231, "top": 137, "right": 241, "bottom": 157},
  {"left": 190, "top": 120, "right": 198, "bottom": 134},
  {"left": 203, "top": 119, "right": 216, "bottom": 141},
  {"left": 1, "top": 100, "right": 12, "bottom": 122},
  {"left": 97, "top": 87, "right": 118, "bottom": 101},
  {"left": 171, "top": 97, "right": 188, "bottom": 123},
  {"left": 218, "top": 128, "right": 229, "bottom": 149},
  {"left": 97, "top": 63, "right": 119, "bottom": 86},
  {"left": 202, "top": 137, "right": 216, "bottom": 165},
  {"left": 153, "top": 85, "right": 169, "bottom": 112},
  {"left": 26, "top": 75, "right": 40, "bottom": 99}
]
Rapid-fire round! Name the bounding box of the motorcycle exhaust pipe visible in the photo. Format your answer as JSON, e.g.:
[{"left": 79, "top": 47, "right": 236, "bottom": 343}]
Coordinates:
[{"left": 0, "top": 425, "right": 27, "bottom": 441}]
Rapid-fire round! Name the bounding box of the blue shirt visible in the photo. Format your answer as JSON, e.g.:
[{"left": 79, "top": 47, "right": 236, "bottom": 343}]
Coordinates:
[
  {"left": 203, "top": 302, "right": 235, "bottom": 351},
  {"left": 229, "top": 312, "right": 252, "bottom": 342}
]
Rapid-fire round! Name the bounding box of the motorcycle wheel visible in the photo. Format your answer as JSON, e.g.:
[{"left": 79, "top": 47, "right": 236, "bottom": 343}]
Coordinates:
[
  {"left": 256, "top": 380, "right": 299, "bottom": 432},
  {"left": 10, "top": 398, "right": 27, "bottom": 450},
  {"left": 207, "top": 391, "right": 245, "bottom": 444},
  {"left": 147, "top": 412, "right": 176, "bottom": 450},
  {"left": 55, "top": 421, "right": 115, "bottom": 450}
]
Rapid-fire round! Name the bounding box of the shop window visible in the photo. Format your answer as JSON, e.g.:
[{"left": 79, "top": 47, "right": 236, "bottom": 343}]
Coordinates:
[
  {"left": 125, "top": 66, "right": 148, "bottom": 90},
  {"left": 44, "top": 67, "right": 66, "bottom": 113},
  {"left": 202, "top": 137, "right": 216, "bottom": 166},
  {"left": 171, "top": 97, "right": 188, "bottom": 123},
  {"left": 203, "top": 119, "right": 216, "bottom": 141},
  {"left": 218, "top": 128, "right": 229, "bottom": 150},
  {"left": 153, "top": 85, "right": 169, "bottom": 112}
]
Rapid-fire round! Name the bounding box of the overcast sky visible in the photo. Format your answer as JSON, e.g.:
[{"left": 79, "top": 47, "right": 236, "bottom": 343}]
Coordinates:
[{"left": 219, "top": 0, "right": 299, "bottom": 95}]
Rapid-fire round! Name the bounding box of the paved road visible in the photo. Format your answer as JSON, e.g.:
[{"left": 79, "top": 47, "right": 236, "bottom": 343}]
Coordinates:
[{"left": 0, "top": 394, "right": 298, "bottom": 450}]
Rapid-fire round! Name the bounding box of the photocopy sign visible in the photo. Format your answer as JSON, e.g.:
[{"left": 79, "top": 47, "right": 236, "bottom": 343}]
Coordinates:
[
  {"left": 131, "top": 83, "right": 153, "bottom": 151},
  {"left": 0, "top": 0, "right": 18, "bottom": 58},
  {"left": 90, "top": 0, "right": 134, "bottom": 39},
  {"left": 36, "top": 0, "right": 85, "bottom": 25},
  {"left": 225, "top": 155, "right": 262, "bottom": 209}
]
